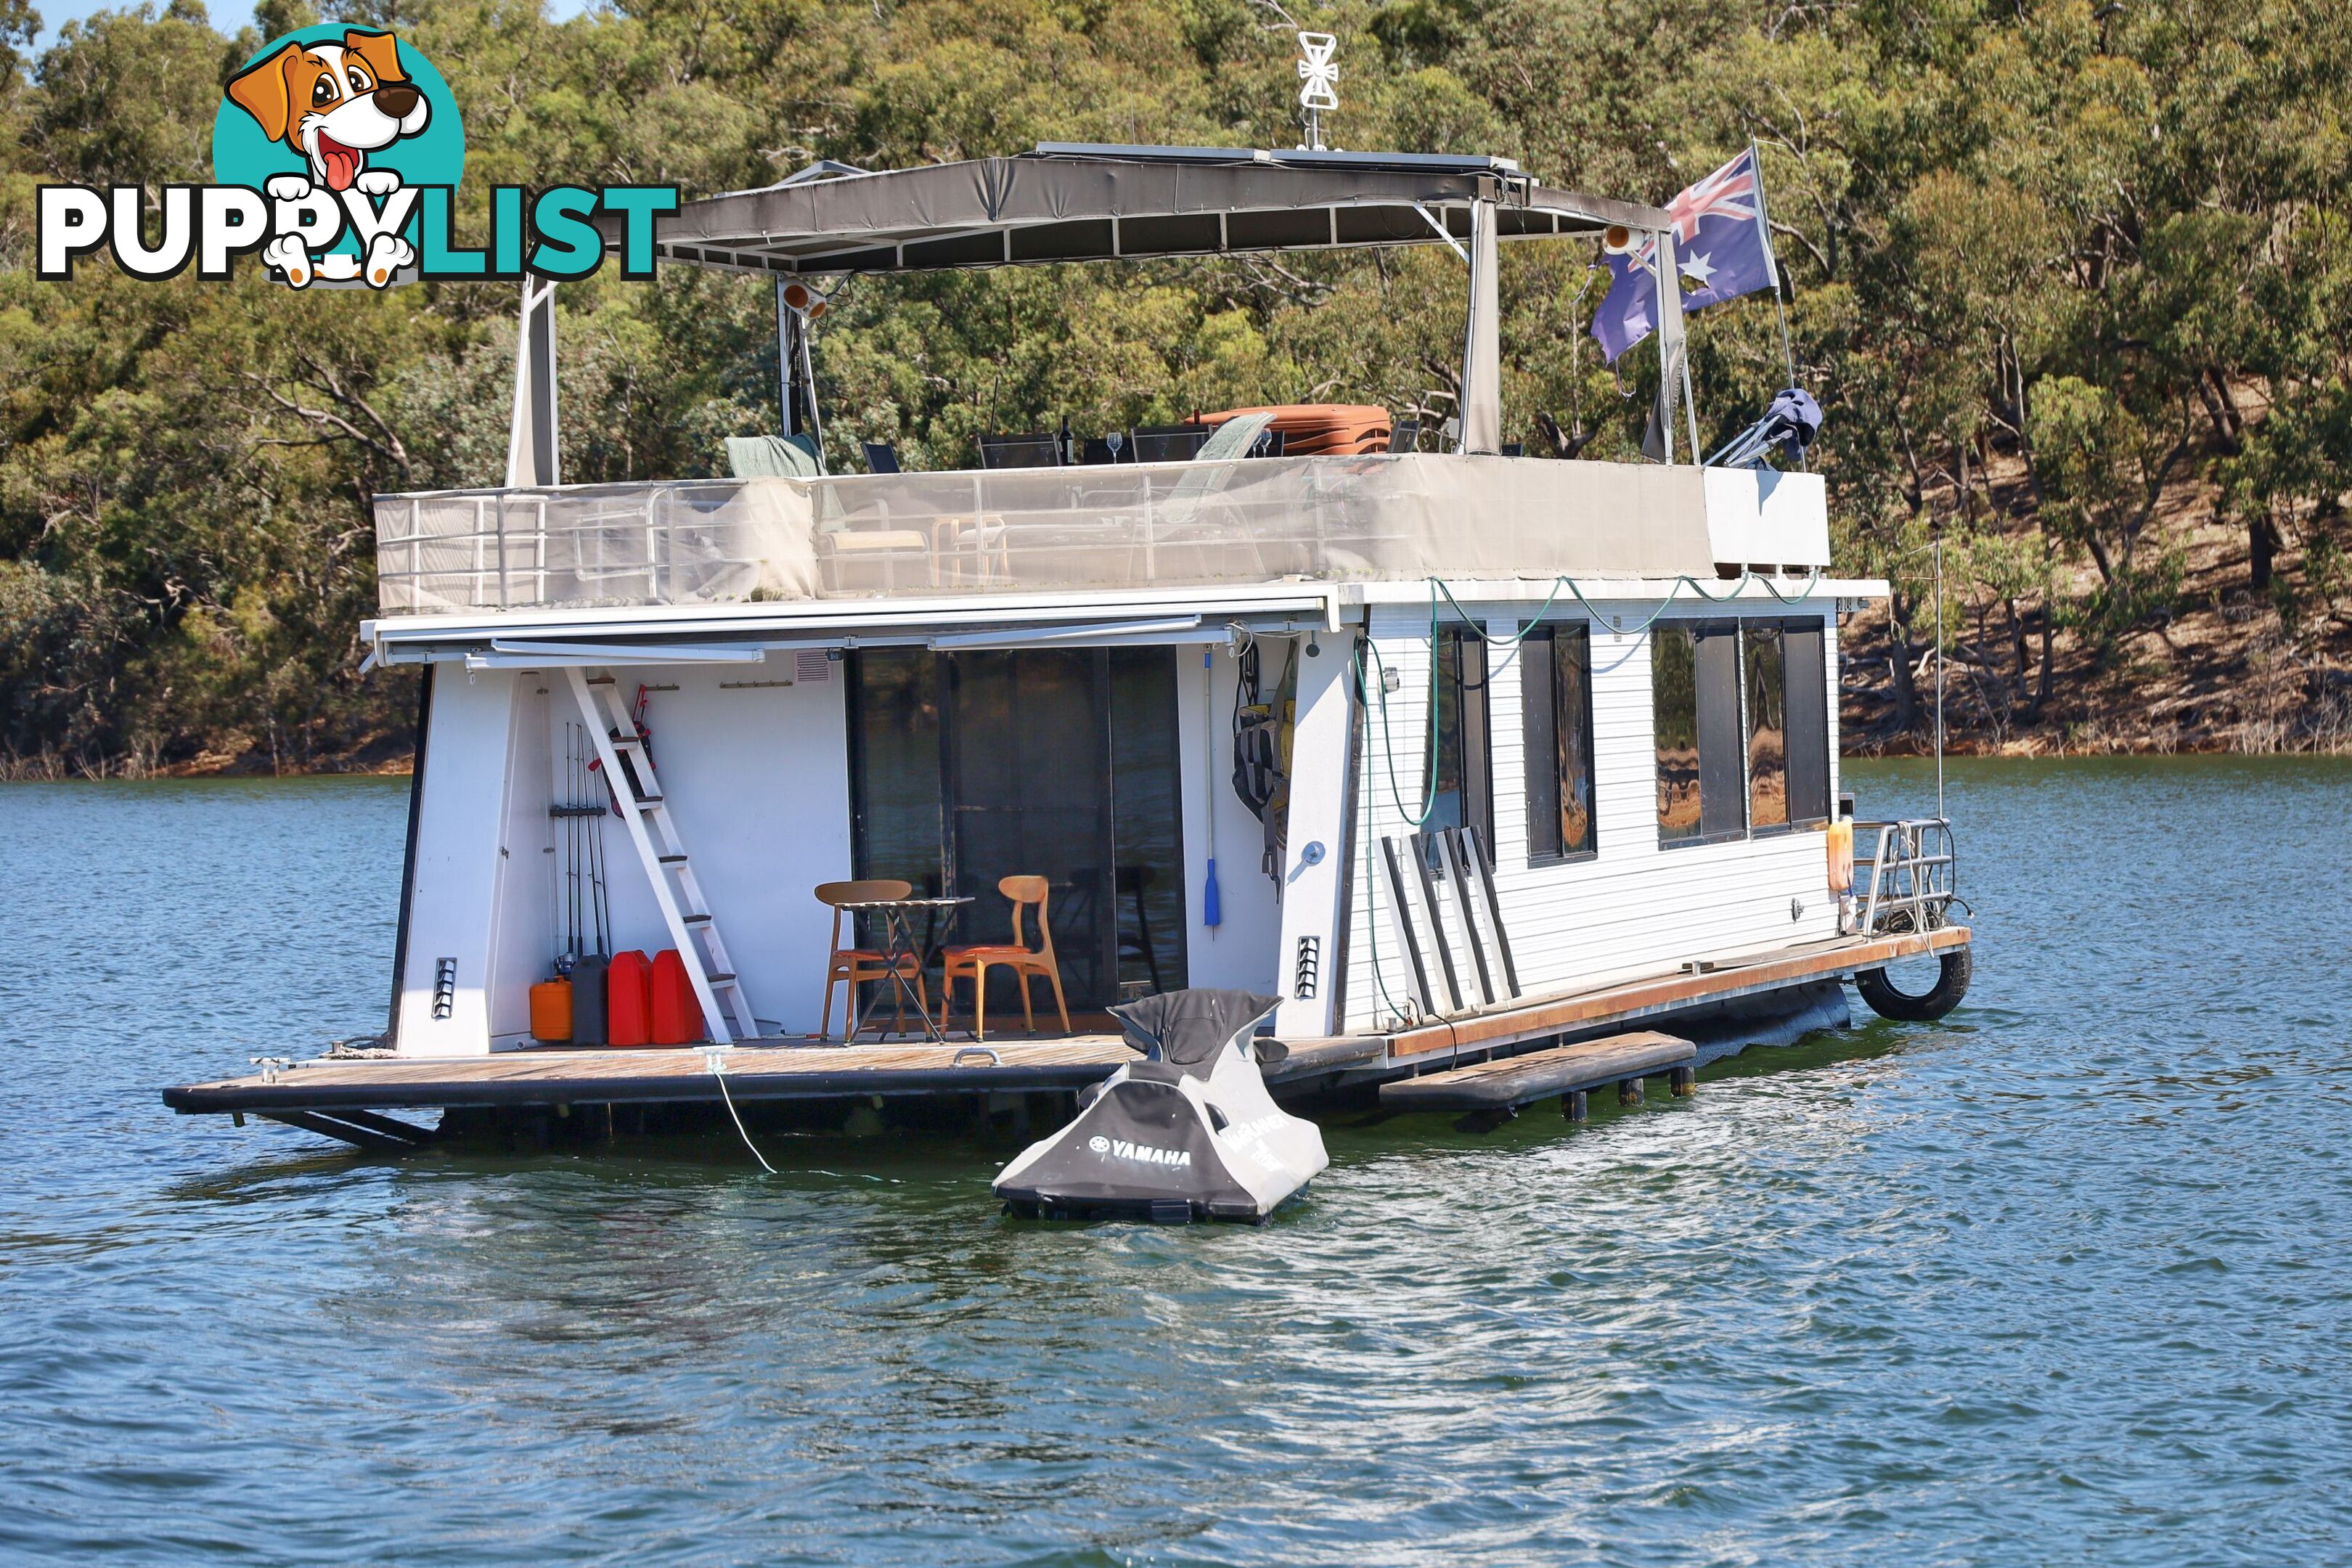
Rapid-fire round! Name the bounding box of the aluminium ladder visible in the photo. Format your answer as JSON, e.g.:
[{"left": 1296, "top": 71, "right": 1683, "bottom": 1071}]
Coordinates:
[{"left": 565, "top": 667, "right": 759, "bottom": 1042}]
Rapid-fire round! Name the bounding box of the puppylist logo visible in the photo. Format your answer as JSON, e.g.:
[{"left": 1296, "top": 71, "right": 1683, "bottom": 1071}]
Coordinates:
[{"left": 37, "top": 25, "right": 677, "bottom": 288}]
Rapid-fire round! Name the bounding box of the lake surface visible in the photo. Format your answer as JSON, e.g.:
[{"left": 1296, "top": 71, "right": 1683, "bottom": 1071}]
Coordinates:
[{"left": 2, "top": 758, "right": 2348, "bottom": 1566}]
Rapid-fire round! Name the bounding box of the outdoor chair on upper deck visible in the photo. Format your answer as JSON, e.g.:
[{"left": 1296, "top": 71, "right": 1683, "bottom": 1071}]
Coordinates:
[
  {"left": 941, "top": 875, "right": 1071, "bottom": 1040},
  {"left": 814, "top": 879, "right": 928, "bottom": 1041},
  {"left": 1129, "top": 425, "right": 1211, "bottom": 463},
  {"left": 1191, "top": 412, "right": 1278, "bottom": 462},
  {"left": 978, "top": 433, "right": 1063, "bottom": 469},
  {"left": 861, "top": 441, "right": 902, "bottom": 473}
]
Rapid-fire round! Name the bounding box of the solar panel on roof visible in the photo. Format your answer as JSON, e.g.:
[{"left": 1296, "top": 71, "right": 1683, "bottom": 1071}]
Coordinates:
[
  {"left": 1027, "top": 142, "right": 1521, "bottom": 175},
  {"left": 1027, "top": 142, "right": 1267, "bottom": 164}
]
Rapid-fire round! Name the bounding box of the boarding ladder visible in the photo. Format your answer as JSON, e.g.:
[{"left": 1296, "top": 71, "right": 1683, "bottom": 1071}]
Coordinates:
[{"left": 566, "top": 668, "right": 759, "bottom": 1042}]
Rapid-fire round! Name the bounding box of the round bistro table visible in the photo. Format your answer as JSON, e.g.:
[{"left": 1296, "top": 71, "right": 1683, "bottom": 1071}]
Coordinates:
[{"left": 834, "top": 896, "right": 972, "bottom": 1045}]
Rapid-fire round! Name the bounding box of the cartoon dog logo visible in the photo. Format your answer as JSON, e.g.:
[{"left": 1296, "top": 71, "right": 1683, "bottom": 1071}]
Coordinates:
[{"left": 225, "top": 28, "right": 429, "bottom": 287}]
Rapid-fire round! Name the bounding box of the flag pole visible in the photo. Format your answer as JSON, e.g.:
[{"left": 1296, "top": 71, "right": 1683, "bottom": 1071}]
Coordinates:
[{"left": 1749, "top": 141, "right": 1804, "bottom": 468}]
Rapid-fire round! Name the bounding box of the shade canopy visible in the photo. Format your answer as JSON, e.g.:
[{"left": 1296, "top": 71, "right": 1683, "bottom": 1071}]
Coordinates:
[{"left": 612, "top": 143, "right": 1673, "bottom": 279}]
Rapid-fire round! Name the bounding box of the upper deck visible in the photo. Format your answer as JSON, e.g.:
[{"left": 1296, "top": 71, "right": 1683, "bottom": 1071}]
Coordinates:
[
  {"left": 371, "top": 454, "right": 1835, "bottom": 621},
  {"left": 375, "top": 142, "right": 1842, "bottom": 638}
]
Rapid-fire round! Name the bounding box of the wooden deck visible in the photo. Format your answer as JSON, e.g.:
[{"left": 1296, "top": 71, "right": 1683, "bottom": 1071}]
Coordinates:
[
  {"left": 1384, "top": 926, "right": 1970, "bottom": 1058},
  {"left": 163, "top": 1037, "right": 1138, "bottom": 1115},
  {"left": 1379, "top": 1031, "right": 1695, "bottom": 1113},
  {"left": 160, "top": 927, "right": 1967, "bottom": 1125}
]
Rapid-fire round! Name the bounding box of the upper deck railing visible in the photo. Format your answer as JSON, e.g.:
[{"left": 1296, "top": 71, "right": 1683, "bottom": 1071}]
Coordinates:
[{"left": 371, "top": 454, "right": 1824, "bottom": 618}]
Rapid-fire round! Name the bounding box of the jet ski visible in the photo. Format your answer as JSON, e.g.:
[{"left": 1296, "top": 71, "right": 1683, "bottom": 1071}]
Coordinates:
[{"left": 992, "top": 989, "right": 1330, "bottom": 1223}]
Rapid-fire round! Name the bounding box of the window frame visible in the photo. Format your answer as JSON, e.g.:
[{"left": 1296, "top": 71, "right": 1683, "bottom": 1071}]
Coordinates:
[
  {"left": 1521, "top": 619, "right": 1599, "bottom": 867},
  {"left": 1424, "top": 624, "right": 1495, "bottom": 860},
  {"left": 1776, "top": 617, "right": 1834, "bottom": 828},
  {"left": 1653, "top": 618, "right": 1749, "bottom": 850}
]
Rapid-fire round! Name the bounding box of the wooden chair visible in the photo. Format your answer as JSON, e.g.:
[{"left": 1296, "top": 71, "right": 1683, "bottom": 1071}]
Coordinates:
[
  {"left": 814, "top": 879, "right": 926, "bottom": 1041},
  {"left": 942, "top": 875, "right": 1071, "bottom": 1040}
]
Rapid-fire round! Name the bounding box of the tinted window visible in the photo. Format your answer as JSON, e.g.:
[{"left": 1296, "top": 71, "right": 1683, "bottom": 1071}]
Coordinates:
[
  {"left": 1782, "top": 621, "right": 1832, "bottom": 824},
  {"left": 1653, "top": 625, "right": 1701, "bottom": 843},
  {"left": 1108, "top": 648, "right": 1187, "bottom": 995},
  {"left": 1522, "top": 623, "right": 1596, "bottom": 861},
  {"left": 847, "top": 648, "right": 943, "bottom": 890},
  {"left": 1654, "top": 621, "right": 1746, "bottom": 845},
  {"left": 1425, "top": 628, "right": 1493, "bottom": 852},
  {"left": 1746, "top": 626, "right": 1789, "bottom": 830}
]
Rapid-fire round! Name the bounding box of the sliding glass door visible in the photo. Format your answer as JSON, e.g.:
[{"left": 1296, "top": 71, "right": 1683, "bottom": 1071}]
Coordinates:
[
  {"left": 847, "top": 646, "right": 1185, "bottom": 1013},
  {"left": 946, "top": 649, "right": 1112, "bottom": 1003}
]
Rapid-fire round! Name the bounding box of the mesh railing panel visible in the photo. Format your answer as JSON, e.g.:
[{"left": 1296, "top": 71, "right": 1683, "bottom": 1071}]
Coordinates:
[{"left": 372, "top": 456, "right": 1717, "bottom": 616}]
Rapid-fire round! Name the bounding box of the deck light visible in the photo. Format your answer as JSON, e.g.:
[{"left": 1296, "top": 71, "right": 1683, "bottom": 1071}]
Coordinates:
[{"left": 780, "top": 280, "right": 828, "bottom": 319}]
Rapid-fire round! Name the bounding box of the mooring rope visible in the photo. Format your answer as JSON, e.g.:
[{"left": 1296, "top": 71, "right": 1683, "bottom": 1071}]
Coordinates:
[{"left": 706, "top": 1050, "right": 778, "bottom": 1174}]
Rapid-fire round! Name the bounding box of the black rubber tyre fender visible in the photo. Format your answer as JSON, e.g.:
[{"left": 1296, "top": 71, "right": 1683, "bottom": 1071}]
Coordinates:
[{"left": 1857, "top": 946, "right": 1972, "bottom": 1021}]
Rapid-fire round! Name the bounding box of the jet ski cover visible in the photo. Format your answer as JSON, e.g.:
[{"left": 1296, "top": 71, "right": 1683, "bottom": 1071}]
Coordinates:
[
  {"left": 1113, "top": 988, "right": 1279, "bottom": 1069},
  {"left": 991, "top": 989, "right": 1328, "bottom": 1222}
]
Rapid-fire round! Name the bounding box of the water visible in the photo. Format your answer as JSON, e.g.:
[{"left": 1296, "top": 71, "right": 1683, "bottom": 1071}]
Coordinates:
[{"left": 2, "top": 760, "right": 2348, "bottom": 1565}]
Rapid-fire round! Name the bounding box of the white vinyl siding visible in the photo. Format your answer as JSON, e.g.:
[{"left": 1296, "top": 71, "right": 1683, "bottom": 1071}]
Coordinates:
[{"left": 1342, "top": 600, "right": 1846, "bottom": 1033}]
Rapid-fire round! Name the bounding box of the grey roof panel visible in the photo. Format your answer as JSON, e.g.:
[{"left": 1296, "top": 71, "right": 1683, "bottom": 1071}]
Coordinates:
[{"left": 613, "top": 147, "right": 1669, "bottom": 277}]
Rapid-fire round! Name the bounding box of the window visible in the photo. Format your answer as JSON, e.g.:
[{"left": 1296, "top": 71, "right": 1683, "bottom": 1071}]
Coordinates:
[
  {"left": 1522, "top": 622, "right": 1597, "bottom": 862},
  {"left": 1746, "top": 626, "right": 1789, "bottom": 830},
  {"left": 1424, "top": 627, "right": 1493, "bottom": 852},
  {"left": 1654, "top": 625, "right": 1699, "bottom": 841},
  {"left": 1654, "top": 618, "right": 1835, "bottom": 846},
  {"left": 1653, "top": 621, "right": 1745, "bottom": 845},
  {"left": 1779, "top": 621, "right": 1833, "bottom": 825}
]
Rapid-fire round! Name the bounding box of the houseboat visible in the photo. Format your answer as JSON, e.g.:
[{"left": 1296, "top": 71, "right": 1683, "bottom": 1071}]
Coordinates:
[{"left": 164, "top": 144, "right": 1971, "bottom": 1169}]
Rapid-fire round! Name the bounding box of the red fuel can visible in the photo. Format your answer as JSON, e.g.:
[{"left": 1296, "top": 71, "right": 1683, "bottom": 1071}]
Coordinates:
[
  {"left": 649, "top": 950, "right": 706, "bottom": 1045},
  {"left": 605, "top": 950, "right": 653, "bottom": 1047}
]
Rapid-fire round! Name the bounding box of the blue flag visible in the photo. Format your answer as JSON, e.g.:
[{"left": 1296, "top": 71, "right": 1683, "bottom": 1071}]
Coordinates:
[{"left": 1593, "top": 145, "right": 1781, "bottom": 364}]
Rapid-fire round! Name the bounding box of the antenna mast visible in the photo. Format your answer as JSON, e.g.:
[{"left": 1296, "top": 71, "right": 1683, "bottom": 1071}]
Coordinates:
[{"left": 1297, "top": 32, "right": 1339, "bottom": 151}]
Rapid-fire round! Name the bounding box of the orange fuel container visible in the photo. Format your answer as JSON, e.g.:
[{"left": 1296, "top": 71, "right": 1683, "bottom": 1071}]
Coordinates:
[
  {"left": 1825, "top": 818, "right": 1855, "bottom": 894},
  {"left": 649, "top": 949, "right": 706, "bottom": 1045},
  {"left": 606, "top": 949, "right": 653, "bottom": 1047},
  {"left": 529, "top": 978, "right": 573, "bottom": 1042}
]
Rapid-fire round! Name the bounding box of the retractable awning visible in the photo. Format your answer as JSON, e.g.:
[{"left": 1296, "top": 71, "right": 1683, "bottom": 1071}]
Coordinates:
[
  {"left": 611, "top": 143, "right": 1673, "bottom": 279},
  {"left": 361, "top": 583, "right": 1350, "bottom": 667}
]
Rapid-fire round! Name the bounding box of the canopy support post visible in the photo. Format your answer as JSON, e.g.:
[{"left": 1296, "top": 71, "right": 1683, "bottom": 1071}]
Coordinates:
[
  {"left": 505, "top": 279, "right": 559, "bottom": 488},
  {"left": 1458, "top": 199, "right": 1501, "bottom": 454}
]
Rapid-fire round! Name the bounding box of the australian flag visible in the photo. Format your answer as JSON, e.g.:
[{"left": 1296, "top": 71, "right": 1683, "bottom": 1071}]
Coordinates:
[{"left": 1593, "top": 145, "right": 1781, "bottom": 363}]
